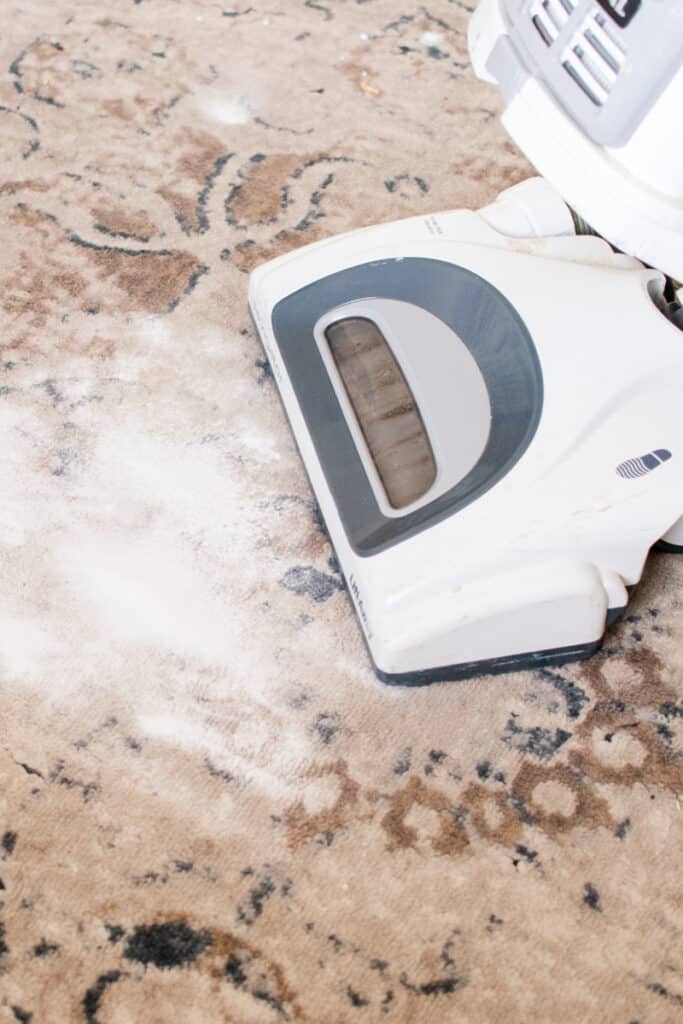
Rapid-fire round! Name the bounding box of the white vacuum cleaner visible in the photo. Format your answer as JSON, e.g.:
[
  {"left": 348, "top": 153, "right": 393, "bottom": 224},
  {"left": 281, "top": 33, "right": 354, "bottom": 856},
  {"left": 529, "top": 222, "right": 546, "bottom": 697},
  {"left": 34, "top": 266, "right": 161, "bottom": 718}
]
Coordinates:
[{"left": 249, "top": 0, "right": 683, "bottom": 684}]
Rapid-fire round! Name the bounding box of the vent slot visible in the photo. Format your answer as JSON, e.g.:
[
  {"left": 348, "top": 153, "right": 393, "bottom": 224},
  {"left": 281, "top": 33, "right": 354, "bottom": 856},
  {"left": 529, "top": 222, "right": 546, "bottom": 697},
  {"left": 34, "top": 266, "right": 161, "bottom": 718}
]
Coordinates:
[
  {"left": 532, "top": 12, "right": 555, "bottom": 44},
  {"left": 530, "top": 0, "right": 571, "bottom": 44},
  {"left": 562, "top": 55, "right": 604, "bottom": 104},
  {"left": 572, "top": 43, "right": 612, "bottom": 93},
  {"left": 562, "top": 8, "right": 626, "bottom": 104},
  {"left": 583, "top": 26, "right": 621, "bottom": 74},
  {"left": 543, "top": 0, "right": 569, "bottom": 29},
  {"left": 589, "top": 12, "right": 626, "bottom": 69}
]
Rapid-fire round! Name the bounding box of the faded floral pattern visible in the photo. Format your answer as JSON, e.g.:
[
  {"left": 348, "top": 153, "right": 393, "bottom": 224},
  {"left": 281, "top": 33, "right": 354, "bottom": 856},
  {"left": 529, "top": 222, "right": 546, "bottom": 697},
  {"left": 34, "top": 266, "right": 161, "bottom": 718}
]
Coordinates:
[{"left": 0, "top": 1, "right": 682, "bottom": 1022}]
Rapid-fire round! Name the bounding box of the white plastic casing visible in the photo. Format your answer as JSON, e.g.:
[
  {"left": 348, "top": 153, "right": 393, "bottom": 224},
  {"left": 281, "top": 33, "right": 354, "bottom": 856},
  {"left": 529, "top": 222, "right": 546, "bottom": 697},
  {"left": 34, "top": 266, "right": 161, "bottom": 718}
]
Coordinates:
[{"left": 250, "top": 180, "right": 683, "bottom": 678}]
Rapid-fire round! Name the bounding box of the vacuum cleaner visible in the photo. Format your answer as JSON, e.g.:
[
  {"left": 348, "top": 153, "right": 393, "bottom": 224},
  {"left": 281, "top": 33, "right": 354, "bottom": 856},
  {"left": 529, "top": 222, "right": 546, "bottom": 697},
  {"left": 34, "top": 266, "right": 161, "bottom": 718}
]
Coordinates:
[{"left": 249, "top": 0, "right": 683, "bottom": 684}]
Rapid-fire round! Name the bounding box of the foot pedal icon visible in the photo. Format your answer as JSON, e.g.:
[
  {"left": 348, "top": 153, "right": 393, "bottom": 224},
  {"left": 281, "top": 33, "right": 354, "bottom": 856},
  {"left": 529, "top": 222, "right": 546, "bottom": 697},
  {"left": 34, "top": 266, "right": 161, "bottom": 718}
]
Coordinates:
[{"left": 617, "top": 449, "right": 672, "bottom": 479}]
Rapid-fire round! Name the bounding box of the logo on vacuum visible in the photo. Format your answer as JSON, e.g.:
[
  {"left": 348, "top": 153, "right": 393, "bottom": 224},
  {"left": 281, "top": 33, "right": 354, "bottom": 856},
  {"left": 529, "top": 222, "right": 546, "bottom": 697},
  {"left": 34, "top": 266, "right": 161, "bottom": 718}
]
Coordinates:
[
  {"left": 348, "top": 573, "right": 372, "bottom": 638},
  {"left": 596, "top": 0, "right": 640, "bottom": 28},
  {"left": 617, "top": 449, "right": 672, "bottom": 480}
]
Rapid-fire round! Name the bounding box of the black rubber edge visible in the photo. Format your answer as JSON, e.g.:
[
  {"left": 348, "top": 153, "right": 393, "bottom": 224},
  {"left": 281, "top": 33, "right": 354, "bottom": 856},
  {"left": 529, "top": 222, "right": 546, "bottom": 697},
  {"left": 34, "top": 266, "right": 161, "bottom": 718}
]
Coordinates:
[
  {"left": 606, "top": 604, "right": 626, "bottom": 626},
  {"left": 654, "top": 539, "right": 683, "bottom": 554},
  {"left": 373, "top": 639, "right": 604, "bottom": 687}
]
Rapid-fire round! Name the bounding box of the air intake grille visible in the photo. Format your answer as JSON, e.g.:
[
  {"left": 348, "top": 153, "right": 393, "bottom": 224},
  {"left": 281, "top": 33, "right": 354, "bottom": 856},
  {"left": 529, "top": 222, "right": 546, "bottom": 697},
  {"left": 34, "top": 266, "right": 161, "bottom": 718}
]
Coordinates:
[
  {"left": 504, "top": 0, "right": 678, "bottom": 147},
  {"left": 561, "top": 10, "right": 625, "bottom": 105},
  {"left": 530, "top": 1, "right": 627, "bottom": 107}
]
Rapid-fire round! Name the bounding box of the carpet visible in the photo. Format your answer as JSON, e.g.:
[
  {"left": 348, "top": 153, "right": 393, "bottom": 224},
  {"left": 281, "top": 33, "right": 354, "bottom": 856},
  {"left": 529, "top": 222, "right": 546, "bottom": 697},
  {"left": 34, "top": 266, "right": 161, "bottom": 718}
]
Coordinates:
[{"left": 1, "top": 1, "right": 682, "bottom": 1022}]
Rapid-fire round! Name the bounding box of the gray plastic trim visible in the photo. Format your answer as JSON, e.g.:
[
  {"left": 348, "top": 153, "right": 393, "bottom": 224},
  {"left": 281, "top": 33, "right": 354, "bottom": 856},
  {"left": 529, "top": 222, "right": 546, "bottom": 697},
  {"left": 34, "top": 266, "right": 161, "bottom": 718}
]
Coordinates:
[
  {"left": 270, "top": 258, "right": 543, "bottom": 556},
  {"left": 374, "top": 637, "right": 603, "bottom": 686},
  {"left": 487, "top": 34, "right": 531, "bottom": 101}
]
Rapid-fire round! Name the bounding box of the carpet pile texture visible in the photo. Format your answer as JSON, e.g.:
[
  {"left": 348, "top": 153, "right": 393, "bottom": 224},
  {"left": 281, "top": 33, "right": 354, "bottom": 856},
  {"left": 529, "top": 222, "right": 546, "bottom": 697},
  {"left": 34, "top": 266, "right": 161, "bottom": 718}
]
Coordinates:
[{"left": 1, "top": 1, "right": 682, "bottom": 1021}]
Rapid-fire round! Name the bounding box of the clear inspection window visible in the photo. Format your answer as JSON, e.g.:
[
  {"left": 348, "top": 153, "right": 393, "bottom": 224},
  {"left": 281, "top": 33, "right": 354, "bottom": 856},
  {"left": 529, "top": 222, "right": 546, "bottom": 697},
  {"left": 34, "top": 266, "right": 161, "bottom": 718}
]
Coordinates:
[{"left": 325, "top": 317, "right": 437, "bottom": 509}]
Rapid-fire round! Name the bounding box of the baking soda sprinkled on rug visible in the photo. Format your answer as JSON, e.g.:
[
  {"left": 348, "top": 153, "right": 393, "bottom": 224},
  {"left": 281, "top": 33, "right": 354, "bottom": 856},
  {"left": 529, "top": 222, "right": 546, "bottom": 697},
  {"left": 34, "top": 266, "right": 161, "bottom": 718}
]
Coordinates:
[{"left": 0, "top": 2, "right": 681, "bottom": 1022}]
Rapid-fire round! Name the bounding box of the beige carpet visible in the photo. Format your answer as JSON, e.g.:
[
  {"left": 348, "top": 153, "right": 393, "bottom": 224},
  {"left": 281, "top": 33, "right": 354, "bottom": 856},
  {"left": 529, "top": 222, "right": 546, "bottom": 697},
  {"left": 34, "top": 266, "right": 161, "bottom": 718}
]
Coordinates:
[{"left": 1, "top": 1, "right": 682, "bottom": 1021}]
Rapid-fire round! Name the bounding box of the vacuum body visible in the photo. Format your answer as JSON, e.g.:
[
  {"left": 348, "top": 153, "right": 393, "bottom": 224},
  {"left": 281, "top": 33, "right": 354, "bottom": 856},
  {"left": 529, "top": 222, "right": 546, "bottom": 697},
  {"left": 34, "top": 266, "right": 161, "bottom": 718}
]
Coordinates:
[
  {"left": 469, "top": 0, "right": 683, "bottom": 281},
  {"left": 249, "top": 0, "right": 683, "bottom": 682}
]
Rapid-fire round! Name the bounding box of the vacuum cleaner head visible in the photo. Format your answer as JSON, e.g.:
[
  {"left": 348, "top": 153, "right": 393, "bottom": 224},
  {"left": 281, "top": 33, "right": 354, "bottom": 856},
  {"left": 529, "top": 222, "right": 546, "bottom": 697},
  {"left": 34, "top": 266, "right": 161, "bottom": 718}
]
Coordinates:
[
  {"left": 250, "top": 0, "right": 683, "bottom": 683},
  {"left": 250, "top": 179, "right": 683, "bottom": 682}
]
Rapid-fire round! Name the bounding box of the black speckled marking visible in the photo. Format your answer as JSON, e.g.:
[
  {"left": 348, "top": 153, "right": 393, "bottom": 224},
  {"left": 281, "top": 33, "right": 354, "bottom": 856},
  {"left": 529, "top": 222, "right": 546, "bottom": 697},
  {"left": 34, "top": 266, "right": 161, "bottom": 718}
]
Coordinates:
[
  {"left": 280, "top": 565, "right": 343, "bottom": 603},
  {"left": 393, "top": 747, "right": 412, "bottom": 775},
  {"left": 347, "top": 986, "right": 369, "bottom": 1007},
  {"left": 236, "top": 868, "right": 291, "bottom": 926},
  {"left": 2, "top": 831, "right": 17, "bottom": 856},
  {"left": 614, "top": 818, "right": 631, "bottom": 840},
  {"left": 83, "top": 971, "right": 127, "bottom": 1024},
  {"left": 123, "top": 921, "right": 212, "bottom": 968},
  {"left": 311, "top": 711, "right": 341, "bottom": 745},
  {"left": 33, "top": 939, "right": 59, "bottom": 957},
  {"left": 536, "top": 668, "right": 590, "bottom": 719},
  {"left": 502, "top": 719, "right": 572, "bottom": 760},
  {"left": 583, "top": 882, "right": 602, "bottom": 912}
]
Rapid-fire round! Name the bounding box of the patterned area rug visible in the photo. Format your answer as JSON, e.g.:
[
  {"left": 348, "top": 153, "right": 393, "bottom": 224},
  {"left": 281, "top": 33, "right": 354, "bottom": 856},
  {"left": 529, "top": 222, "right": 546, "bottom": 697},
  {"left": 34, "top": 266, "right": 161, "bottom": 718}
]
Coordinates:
[{"left": 1, "top": 1, "right": 682, "bottom": 1021}]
